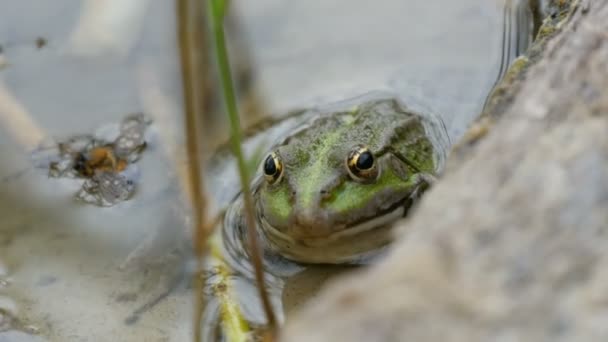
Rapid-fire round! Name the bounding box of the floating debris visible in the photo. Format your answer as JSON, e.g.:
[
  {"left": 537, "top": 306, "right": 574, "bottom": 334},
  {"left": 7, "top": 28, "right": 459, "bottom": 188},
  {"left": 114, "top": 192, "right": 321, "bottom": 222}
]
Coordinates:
[
  {"left": 35, "top": 37, "right": 47, "bottom": 49},
  {"left": 33, "top": 113, "right": 151, "bottom": 207}
]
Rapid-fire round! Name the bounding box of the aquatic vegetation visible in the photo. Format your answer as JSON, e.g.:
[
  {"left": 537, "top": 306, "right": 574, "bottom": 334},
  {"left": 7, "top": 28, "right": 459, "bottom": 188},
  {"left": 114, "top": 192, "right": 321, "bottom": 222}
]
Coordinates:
[{"left": 207, "top": 0, "right": 278, "bottom": 334}]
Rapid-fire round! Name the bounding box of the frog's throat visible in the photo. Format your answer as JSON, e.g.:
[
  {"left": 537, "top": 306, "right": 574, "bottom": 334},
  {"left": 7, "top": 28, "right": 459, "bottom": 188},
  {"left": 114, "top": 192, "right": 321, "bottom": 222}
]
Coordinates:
[
  {"left": 259, "top": 201, "right": 405, "bottom": 248},
  {"left": 259, "top": 202, "right": 404, "bottom": 263}
]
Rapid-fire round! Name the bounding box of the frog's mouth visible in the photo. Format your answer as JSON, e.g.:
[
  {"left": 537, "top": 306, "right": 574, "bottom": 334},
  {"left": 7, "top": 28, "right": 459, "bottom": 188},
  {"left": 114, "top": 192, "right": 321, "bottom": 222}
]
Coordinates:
[{"left": 259, "top": 201, "right": 407, "bottom": 264}]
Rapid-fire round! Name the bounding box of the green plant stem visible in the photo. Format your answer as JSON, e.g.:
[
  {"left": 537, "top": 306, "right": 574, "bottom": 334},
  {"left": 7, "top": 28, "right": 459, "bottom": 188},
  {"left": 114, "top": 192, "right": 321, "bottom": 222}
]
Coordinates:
[{"left": 208, "top": 0, "right": 278, "bottom": 332}]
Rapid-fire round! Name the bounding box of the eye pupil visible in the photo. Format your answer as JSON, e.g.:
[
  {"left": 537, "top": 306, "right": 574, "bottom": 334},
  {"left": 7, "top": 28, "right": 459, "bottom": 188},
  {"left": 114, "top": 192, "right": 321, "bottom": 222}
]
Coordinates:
[
  {"left": 346, "top": 146, "right": 378, "bottom": 182},
  {"left": 264, "top": 155, "right": 277, "bottom": 175},
  {"left": 263, "top": 152, "right": 283, "bottom": 184},
  {"left": 356, "top": 151, "right": 374, "bottom": 170}
]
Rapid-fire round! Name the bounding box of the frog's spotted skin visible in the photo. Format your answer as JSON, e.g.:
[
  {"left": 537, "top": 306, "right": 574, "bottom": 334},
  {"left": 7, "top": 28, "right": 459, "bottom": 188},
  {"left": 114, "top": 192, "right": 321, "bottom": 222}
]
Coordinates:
[{"left": 224, "top": 96, "right": 448, "bottom": 264}]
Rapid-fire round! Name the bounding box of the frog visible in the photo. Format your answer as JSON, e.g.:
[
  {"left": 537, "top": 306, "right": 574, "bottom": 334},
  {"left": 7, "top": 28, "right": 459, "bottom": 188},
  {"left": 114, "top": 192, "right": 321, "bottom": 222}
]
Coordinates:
[
  {"left": 216, "top": 94, "right": 449, "bottom": 267},
  {"left": 120, "top": 95, "right": 448, "bottom": 335},
  {"left": 195, "top": 95, "right": 449, "bottom": 340}
]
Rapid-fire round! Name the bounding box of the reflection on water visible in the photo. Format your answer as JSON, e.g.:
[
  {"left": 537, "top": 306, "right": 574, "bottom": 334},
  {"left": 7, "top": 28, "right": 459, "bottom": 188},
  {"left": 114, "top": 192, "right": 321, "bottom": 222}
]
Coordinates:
[
  {"left": 485, "top": 0, "right": 536, "bottom": 109},
  {"left": 0, "top": 0, "right": 531, "bottom": 340}
]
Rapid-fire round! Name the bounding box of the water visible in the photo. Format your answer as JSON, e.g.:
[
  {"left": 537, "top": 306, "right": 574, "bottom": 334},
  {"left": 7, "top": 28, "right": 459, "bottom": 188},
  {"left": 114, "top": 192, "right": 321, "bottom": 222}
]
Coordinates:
[
  {"left": 236, "top": 0, "right": 504, "bottom": 140},
  {"left": 0, "top": 0, "right": 524, "bottom": 340}
]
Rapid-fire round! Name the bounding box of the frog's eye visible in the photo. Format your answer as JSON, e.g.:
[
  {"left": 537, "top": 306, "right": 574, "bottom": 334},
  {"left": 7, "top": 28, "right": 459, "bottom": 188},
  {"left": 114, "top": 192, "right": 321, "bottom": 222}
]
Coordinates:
[
  {"left": 346, "top": 145, "right": 378, "bottom": 182},
  {"left": 263, "top": 152, "right": 283, "bottom": 184}
]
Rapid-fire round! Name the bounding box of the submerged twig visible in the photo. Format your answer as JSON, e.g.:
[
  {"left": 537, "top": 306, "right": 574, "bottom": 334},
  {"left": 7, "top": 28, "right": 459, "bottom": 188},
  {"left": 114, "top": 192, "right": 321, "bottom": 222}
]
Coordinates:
[
  {"left": 0, "top": 81, "right": 45, "bottom": 150},
  {"left": 176, "top": 0, "right": 212, "bottom": 341},
  {"left": 207, "top": 0, "right": 278, "bottom": 334}
]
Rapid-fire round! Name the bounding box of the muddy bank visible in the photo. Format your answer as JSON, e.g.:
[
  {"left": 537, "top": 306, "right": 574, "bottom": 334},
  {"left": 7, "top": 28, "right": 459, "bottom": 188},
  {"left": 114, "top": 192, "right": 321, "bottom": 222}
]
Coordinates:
[{"left": 282, "top": 0, "right": 608, "bottom": 341}]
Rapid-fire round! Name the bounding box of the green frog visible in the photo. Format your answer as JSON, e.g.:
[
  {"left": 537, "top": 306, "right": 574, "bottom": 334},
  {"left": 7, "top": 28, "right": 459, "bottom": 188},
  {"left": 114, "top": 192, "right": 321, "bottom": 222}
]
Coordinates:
[
  {"left": 216, "top": 94, "right": 449, "bottom": 266},
  {"left": 198, "top": 94, "right": 449, "bottom": 340},
  {"left": 126, "top": 94, "right": 449, "bottom": 337}
]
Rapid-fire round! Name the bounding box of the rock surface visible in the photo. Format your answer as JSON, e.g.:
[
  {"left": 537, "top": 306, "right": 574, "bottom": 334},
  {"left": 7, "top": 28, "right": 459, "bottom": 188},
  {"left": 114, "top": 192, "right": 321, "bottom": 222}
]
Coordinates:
[{"left": 282, "top": 0, "right": 608, "bottom": 341}]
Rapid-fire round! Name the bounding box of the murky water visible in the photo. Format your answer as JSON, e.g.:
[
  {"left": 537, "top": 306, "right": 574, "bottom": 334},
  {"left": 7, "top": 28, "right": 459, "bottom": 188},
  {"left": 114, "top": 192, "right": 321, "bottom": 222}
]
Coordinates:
[{"left": 0, "top": 0, "right": 525, "bottom": 340}]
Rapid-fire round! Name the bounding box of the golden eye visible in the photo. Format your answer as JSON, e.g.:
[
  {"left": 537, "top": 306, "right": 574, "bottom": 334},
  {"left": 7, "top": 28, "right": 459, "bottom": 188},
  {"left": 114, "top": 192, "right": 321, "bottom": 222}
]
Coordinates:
[
  {"left": 263, "top": 152, "right": 283, "bottom": 184},
  {"left": 346, "top": 145, "right": 378, "bottom": 182}
]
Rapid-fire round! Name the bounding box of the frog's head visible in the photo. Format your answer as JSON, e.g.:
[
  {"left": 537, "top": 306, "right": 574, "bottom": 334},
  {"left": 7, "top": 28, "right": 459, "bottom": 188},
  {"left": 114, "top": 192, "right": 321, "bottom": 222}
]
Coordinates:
[{"left": 254, "top": 99, "right": 445, "bottom": 264}]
